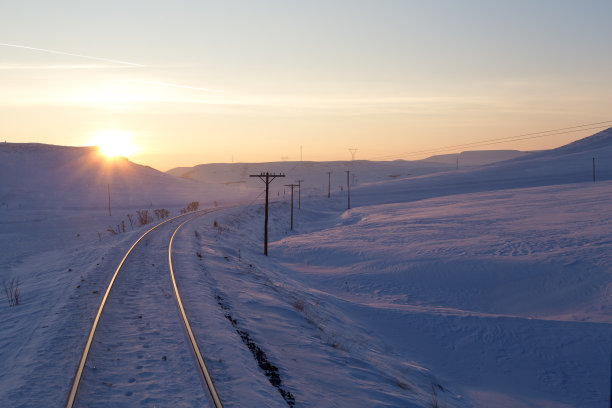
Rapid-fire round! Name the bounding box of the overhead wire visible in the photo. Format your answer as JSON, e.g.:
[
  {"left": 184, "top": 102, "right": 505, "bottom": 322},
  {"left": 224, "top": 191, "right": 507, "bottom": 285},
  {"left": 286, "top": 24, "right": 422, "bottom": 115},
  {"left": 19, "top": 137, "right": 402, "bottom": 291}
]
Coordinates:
[{"left": 369, "top": 120, "right": 612, "bottom": 161}]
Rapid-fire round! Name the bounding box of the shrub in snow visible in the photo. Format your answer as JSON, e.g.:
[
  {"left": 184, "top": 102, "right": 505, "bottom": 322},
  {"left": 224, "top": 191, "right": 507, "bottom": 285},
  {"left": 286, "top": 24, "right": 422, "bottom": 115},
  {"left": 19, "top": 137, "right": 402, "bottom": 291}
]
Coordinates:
[
  {"left": 3, "top": 278, "right": 20, "bottom": 306},
  {"left": 180, "top": 201, "right": 199, "bottom": 214},
  {"left": 154, "top": 209, "right": 170, "bottom": 220},
  {"left": 126, "top": 213, "right": 135, "bottom": 229},
  {"left": 136, "top": 210, "right": 153, "bottom": 225},
  {"left": 106, "top": 226, "right": 119, "bottom": 235}
]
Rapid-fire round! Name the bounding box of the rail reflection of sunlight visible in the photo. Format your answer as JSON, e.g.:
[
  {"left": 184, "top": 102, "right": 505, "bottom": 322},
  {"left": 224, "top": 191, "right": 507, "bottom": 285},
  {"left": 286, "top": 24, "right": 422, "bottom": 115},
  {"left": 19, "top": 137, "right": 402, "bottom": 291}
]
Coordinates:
[{"left": 90, "top": 130, "right": 138, "bottom": 158}]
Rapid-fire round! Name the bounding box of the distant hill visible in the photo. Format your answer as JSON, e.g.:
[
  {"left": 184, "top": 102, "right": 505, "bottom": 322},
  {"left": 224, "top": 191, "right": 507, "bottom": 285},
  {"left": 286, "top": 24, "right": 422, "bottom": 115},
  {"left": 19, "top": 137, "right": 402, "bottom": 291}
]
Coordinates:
[
  {"left": 167, "top": 160, "right": 454, "bottom": 188},
  {"left": 0, "top": 143, "right": 249, "bottom": 210},
  {"left": 167, "top": 150, "right": 537, "bottom": 189}
]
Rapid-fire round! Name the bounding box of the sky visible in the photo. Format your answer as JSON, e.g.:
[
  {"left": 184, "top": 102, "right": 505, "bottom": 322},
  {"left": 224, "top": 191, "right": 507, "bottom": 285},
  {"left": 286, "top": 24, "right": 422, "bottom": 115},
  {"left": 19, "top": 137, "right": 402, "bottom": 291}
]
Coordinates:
[{"left": 1, "top": 1, "right": 611, "bottom": 171}]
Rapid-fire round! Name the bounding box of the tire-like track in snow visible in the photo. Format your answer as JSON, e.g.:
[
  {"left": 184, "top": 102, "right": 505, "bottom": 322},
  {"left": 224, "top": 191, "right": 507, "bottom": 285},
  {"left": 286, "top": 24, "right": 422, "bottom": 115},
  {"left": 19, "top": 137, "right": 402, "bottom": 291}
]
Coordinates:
[{"left": 65, "top": 210, "right": 223, "bottom": 408}]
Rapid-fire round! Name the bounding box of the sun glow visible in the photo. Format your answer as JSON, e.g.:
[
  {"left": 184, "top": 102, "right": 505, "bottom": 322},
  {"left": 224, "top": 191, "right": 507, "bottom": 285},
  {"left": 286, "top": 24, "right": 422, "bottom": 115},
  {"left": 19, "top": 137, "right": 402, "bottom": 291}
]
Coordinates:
[{"left": 91, "top": 130, "right": 138, "bottom": 158}]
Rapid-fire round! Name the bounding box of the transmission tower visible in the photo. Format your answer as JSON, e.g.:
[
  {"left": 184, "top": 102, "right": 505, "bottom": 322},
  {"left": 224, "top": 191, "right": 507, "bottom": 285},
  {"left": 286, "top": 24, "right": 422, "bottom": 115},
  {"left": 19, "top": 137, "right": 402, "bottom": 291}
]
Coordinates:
[{"left": 349, "top": 148, "right": 358, "bottom": 161}]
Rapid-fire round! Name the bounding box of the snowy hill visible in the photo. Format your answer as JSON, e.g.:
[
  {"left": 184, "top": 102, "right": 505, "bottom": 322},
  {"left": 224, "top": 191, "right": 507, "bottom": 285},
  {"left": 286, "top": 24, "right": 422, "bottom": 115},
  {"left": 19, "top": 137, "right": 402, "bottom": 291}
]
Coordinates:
[
  {"left": 422, "top": 150, "right": 531, "bottom": 166},
  {"left": 351, "top": 127, "right": 612, "bottom": 206},
  {"left": 0, "top": 143, "right": 251, "bottom": 210},
  {"left": 168, "top": 128, "right": 612, "bottom": 208}
]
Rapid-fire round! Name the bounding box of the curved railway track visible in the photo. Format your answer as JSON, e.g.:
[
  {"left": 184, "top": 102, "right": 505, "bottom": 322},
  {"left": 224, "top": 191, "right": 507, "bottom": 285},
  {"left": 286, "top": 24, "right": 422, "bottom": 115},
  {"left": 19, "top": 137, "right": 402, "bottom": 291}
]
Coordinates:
[{"left": 65, "top": 209, "right": 223, "bottom": 408}]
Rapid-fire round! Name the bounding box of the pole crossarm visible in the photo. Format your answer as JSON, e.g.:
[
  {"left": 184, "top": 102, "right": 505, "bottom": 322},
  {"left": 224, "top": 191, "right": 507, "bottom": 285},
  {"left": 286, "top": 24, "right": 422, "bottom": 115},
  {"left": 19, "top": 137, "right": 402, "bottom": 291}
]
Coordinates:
[{"left": 250, "top": 173, "right": 285, "bottom": 183}]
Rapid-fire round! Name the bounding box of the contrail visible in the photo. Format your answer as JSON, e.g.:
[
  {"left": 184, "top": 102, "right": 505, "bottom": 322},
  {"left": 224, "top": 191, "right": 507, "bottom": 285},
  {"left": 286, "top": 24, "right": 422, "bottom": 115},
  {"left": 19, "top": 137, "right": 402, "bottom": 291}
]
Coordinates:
[
  {"left": 0, "top": 43, "right": 144, "bottom": 67},
  {"left": 132, "top": 80, "right": 224, "bottom": 93}
]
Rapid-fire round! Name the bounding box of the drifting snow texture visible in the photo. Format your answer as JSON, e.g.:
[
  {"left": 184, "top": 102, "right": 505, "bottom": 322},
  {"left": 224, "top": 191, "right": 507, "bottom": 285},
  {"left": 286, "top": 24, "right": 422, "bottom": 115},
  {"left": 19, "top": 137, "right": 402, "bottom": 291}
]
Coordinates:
[{"left": 178, "top": 181, "right": 612, "bottom": 407}]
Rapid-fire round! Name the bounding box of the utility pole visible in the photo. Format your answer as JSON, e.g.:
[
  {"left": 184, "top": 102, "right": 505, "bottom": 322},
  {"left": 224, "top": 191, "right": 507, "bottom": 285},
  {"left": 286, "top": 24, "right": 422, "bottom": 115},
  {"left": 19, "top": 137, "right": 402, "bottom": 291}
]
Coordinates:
[
  {"left": 456, "top": 156, "right": 459, "bottom": 170},
  {"left": 349, "top": 148, "right": 358, "bottom": 161},
  {"left": 285, "top": 184, "right": 297, "bottom": 230},
  {"left": 346, "top": 170, "right": 351, "bottom": 209},
  {"left": 249, "top": 172, "right": 285, "bottom": 255},
  {"left": 593, "top": 157, "right": 596, "bottom": 182},
  {"left": 296, "top": 179, "right": 304, "bottom": 209},
  {"left": 327, "top": 172, "right": 332, "bottom": 198},
  {"left": 107, "top": 184, "right": 111, "bottom": 216}
]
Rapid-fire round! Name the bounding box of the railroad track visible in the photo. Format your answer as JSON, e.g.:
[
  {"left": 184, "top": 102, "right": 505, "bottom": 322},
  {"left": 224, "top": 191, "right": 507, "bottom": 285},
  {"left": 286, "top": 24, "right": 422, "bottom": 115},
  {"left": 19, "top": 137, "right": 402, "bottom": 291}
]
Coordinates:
[{"left": 65, "top": 209, "right": 223, "bottom": 407}]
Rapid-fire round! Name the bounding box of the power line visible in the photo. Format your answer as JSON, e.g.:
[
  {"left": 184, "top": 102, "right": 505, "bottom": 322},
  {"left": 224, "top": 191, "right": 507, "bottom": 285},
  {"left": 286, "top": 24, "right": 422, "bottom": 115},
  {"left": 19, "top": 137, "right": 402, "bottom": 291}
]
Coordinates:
[{"left": 370, "top": 120, "right": 612, "bottom": 161}]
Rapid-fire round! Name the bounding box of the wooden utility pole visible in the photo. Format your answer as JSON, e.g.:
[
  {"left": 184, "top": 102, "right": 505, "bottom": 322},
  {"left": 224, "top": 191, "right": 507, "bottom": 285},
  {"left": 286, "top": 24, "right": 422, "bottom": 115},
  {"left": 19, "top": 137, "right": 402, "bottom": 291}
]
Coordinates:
[
  {"left": 107, "top": 184, "right": 111, "bottom": 216},
  {"left": 285, "top": 184, "right": 298, "bottom": 230},
  {"left": 346, "top": 170, "right": 351, "bottom": 209},
  {"left": 249, "top": 172, "right": 285, "bottom": 255},
  {"left": 296, "top": 179, "right": 304, "bottom": 209},
  {"left": 327, "top": 172, "right": 332, "bottom": 198}
]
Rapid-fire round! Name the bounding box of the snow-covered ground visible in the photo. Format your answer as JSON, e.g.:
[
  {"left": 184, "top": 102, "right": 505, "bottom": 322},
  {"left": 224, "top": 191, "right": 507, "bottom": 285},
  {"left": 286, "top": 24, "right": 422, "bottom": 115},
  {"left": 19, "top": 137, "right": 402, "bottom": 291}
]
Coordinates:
[{"left": 1, "top": 129, "right": 611, "bottom": 407}]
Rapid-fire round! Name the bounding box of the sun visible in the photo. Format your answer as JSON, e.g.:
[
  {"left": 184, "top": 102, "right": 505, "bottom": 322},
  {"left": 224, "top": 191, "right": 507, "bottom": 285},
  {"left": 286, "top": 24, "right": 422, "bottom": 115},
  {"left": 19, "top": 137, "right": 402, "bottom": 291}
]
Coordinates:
[{"left": 91, "top": 130, "right": 138, "bottom": 158}]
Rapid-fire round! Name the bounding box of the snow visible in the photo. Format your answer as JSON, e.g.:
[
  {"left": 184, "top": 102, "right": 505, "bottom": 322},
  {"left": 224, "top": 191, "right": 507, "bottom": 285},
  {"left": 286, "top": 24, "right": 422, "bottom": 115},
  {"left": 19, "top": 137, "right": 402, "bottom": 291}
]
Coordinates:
[
  {"left": 271, "top": 184, "right": 612, "bottom": 406},
  {"left": 1, "top": 129, "right": 611, "bottom": 407},
  {"left": 75, "top": 218, "right": 211, "bottom": 407},
  {"left": 423, "top": 150, "right": 531, "bottom": 166}
]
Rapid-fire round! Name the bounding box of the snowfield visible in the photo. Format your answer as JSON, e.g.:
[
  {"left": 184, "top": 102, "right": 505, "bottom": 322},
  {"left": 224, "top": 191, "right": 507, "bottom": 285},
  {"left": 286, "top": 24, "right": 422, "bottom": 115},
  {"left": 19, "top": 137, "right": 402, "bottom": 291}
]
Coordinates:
[{"left": 1, "top": 128, "right": 611, "bottom": 407}]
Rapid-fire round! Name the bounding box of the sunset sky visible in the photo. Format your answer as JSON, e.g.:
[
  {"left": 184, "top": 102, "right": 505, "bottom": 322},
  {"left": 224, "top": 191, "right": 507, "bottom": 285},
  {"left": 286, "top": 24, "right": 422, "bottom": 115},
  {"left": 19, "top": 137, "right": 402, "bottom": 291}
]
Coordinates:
[{"left": 2, "top": 1, "right": 611, "bottom": 170}]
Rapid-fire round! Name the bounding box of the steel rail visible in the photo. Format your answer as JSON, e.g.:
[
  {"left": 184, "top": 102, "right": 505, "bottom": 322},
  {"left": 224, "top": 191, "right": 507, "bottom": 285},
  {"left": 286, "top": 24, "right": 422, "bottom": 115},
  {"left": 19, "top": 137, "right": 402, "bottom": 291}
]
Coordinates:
[
  {"left": 65, "top": 209, "right": 212, "bottom": 408},
  {"left": 169, "top": 216, "right": 224, "bottom": 408}
]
